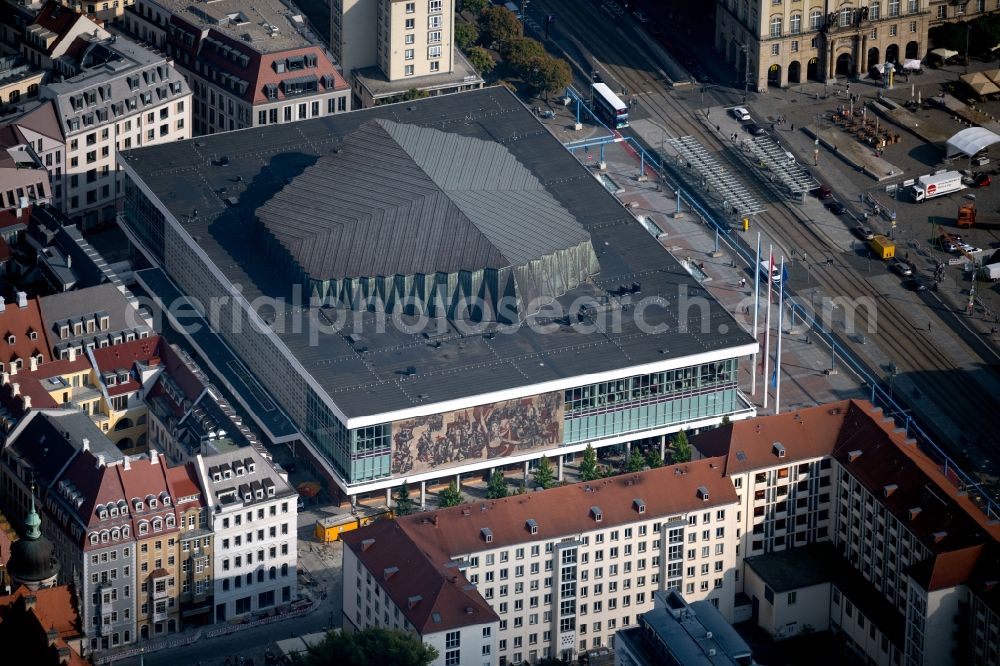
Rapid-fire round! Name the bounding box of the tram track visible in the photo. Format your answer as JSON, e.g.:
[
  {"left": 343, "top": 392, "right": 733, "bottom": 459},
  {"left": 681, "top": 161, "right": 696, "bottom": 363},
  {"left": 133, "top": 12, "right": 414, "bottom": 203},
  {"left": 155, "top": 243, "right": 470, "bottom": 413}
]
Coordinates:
[{"left": 540, "top": 0, "right": 1000, "bottom": 460}]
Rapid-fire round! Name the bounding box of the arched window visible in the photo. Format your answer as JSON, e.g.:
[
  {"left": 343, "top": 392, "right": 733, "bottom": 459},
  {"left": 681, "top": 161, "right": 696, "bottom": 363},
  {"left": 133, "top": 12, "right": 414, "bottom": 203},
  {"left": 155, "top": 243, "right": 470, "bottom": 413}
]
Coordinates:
[
  {"left": 790, "top": 13, "right": 802, "bottom": 33},
  {"left": 770, "top": 16, "right": 782, "bottom": 37},
  {"left": 869, "top": 0, "right": 881, "bottom": 19},
  {"left": 810, "top": 9, "right": 823, "bottom": 29},
  {"left": 269, "top": 566, "right": 277, "bottom": 580}
]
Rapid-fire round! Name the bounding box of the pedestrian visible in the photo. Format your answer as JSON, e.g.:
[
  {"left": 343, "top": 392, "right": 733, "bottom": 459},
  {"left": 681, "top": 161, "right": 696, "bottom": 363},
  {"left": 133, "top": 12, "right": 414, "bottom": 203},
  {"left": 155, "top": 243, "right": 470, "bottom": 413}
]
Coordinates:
[
  {"left": 928, "top": 321, "right": 932, "bottom": 332},
  {"left": 716, "top": 124, "right": 721, "bottom": 133},
  {"left": 790, "top": 123, "right": 795, "bottom": 131}
]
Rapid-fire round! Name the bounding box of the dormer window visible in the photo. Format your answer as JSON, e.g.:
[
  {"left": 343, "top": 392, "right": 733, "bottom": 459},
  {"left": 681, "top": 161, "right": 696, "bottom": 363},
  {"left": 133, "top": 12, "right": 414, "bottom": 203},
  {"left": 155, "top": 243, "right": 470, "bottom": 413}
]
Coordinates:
[
  {"left": 6, "top": 335, "right": 14, "bottom": 345},
  {"left": 223, "top": 470, "right": 232, "bottom": 479},
  {"left": 149, "top": 498, "right": 157, "bottom": 508},
  {"left": 73, "top": 323, "right": 83, "bottom": 336},
  {"left": 138, "top": 521, "right": 148, "bottom": 535},
  {"left": 60, "top": 325, "right": 70, "bottom": 339},
  {"left": 100, "top": 531, "right": 109, "bottom": 542},
  {"left": 152, "top": 518, "right": 163, "bottom": 531},
  {"left": 165, "top": 515, "right": 175, "bottom": 528},
  {"left": 100, "top": 316, "right": 110, "bottom": 330},
  {"left": 112, "top": 528, "right": 120, "bottom": 540},
  {"left": 212, "top": 473, "right": 222, "bottom": 482},
  {"left": 29, "top": 331, "right": 37, "bottom": 340},
  {"left": 90, "top": 533, "right": 99, "bottom": 545},
  {"left": 122, "top": 525, "right": 130, "bottom": 537},
  {"left": 134, "top": 500, "right": 143, "bottom": 512}
]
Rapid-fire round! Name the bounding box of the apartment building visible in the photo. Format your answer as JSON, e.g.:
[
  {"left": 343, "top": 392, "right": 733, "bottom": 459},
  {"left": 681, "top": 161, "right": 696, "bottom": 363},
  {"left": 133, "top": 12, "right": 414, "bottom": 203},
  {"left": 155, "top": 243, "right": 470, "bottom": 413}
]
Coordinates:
[
  {"left": 714, "top": 0, "right": 999, "bottom": 91},
  {"left": 166, "top": 462, "right": 213, "bottom": 623},
  {"left": 120, "top": 0, "right": 351, "bottom": 136},
  {"left": 194, "top": 447, "right": 297, "bottom": 624},
  {"left": 0, "top": 125, "right": 50, "bottom": 211},
  {"left": 331, "top": 0, "right": 483, "bottom": 106},
  {"left": 20, "top": 3, "right": 110, "bottom": 73},
  {"left": 40, "top": 34, "right": 190, "bottom": 227},
  {"left": 0, "top": 54, "right": 44, "bottom": 111},
  {"left": 343, "top": 457, "right": 740, "bottom": 665}
]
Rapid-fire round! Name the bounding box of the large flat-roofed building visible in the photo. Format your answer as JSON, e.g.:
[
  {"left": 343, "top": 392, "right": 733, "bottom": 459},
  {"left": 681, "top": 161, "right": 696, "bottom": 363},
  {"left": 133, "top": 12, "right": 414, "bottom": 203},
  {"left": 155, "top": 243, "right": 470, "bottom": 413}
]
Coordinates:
[
  {"left": 117, "top": 87, "right": 757, "bottom": 503},
  {"left": 120, "top": 0, "right": 352, "bottom": 136}
]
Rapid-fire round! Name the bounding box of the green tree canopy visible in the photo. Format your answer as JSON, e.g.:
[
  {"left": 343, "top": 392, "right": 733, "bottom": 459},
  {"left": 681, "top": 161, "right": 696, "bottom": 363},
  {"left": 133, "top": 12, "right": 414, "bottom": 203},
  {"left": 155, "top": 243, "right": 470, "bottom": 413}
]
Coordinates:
[
  {"left": 438, "top": 481, "right": 463, "bottom": 507},
  {"left": 486, "top": 471, "right": 508, "bottom": 499},
  {"left": 645, "top": 447, "right": 664, "bottom": 469},
  {"left": 626, "top": 448, "right": 646, "bottom": 473},
  {"left": 455, "top": 22, "right": 479, "bottom": 51},
  {"left": 294, "top": 627, "right": 438, "bottom": 666},
  {"left": 461, "top": 0, "right": 488, "bottom": 15},
  {"left": 502, "top": 35, "right": 546, "bottom": 73},
  {"left": 534, "top": 454, "right": 555, "bottom": 489},
  {"left": 395, "top": 480, "right": 415, "bottom": 516},
  {"left": 672, "top": 430, "right": 693, "bottom": 464},
  {"left": 478, "top": 5, "right": 523, "bottom": 48},
  {"left": 524, "top": 56, "right": 572, "bottom": 96},
  {"left": 579, "top": 444, "right": 600, "bottom": 481},
  {"left": 466, "top": 45, "right": 496, "bottom": 75}
]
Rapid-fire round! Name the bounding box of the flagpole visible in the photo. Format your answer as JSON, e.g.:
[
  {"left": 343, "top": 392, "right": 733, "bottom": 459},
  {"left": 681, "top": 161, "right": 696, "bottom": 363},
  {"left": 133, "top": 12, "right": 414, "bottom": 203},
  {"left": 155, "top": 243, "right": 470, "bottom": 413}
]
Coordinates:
[
  {"left": 775, "top": 256, "right": 785, "bottom": 414},
  {"left": 751, "top": 233, "right": 760, "bottom": 397},
  {"left": 763, "top": 247, "right": 773, "bottom": 410}
]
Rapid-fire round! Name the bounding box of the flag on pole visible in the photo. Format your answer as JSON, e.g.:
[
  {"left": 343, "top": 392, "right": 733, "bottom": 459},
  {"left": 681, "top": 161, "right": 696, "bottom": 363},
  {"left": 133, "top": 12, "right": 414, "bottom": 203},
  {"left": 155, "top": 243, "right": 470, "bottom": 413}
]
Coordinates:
[{"left": 771, "top": 369, "right": 777, "bottom": 388}]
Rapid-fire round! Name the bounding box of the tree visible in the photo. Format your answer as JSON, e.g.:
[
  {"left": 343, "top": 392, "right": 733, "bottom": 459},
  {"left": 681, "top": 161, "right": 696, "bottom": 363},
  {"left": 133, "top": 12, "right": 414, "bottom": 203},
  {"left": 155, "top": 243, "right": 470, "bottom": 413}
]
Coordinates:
[
  {"left": 478, "top": 5, "right": 523, "bottom": 48},
  {"left": 502, "top": 36, "right": 546, "bottom": 73},
  {"left": 293, "top": 627, "right": 438, "bottom": 666},
  {"left": 533, "top": 455, "right": 555, "bottom": 489},
  {"left": 438, "top": 481, "right": 463, "bottom": 507},
  {"left": 395, "top": 481, "right": 415, "bottom": 516},
  {"left": 626, "top": 448, "right": 646, "bottom": 473},
  {"left": 466, "top": 46, "right": 496, "bottom": 75},
  {"left": 720, "top": 414, "right": 731, "bottom": 426},
  {"left": 485, "top": 471, "right": 508, "bottom": 499},
  {"left": 645, "top": 447, "right": 664, "bottom": 469},
  {"left": 455, "top": 22, "right": 479, "bottom": 51},
  {"left": 461, "top": 0, "right": 488, "bottom": 15},
  {"left": 515, "top": 482, "right": 527, "bottom": 495},
  {"left": 672, "top": 430, "right": 693, "bottom": 464},
  {"left": 579, "top": 444, "right": 600, "bottom": 481},
  {"left": 524, "top": 56, "right": 572, "bottom": 97}
]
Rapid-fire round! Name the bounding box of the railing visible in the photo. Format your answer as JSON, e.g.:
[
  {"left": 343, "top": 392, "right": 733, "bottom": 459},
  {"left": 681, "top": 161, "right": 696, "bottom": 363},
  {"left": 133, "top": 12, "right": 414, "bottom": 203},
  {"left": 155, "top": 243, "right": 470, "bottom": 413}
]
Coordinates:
[{"left": 560, "top": 86, "right": 1000, "bottom": 523}]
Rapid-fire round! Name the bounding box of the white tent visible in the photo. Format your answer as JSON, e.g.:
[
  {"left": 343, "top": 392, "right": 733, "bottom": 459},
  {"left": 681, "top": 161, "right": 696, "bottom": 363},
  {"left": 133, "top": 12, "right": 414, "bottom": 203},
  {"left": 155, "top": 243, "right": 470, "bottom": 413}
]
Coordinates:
[
  {"left": 903, "top": 59, "right": 922, "bottom": 70},
  {"left": 945, "top": 127, "right": 1000, "bottom": 158},
  {"left": 931, "top": 48, "right": 959, "bottom": 59}
]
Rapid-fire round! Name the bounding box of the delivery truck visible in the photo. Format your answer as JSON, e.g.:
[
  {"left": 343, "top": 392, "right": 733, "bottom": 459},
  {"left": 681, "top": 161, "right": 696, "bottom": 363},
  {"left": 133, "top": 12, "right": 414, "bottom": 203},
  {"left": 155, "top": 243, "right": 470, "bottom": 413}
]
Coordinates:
[
  {"left": 956, "top": 202, "right": 1000, "bottom": 230},
  {"left": 980, "top": 263, "right": 1000, "bottom": 281},
  {"left": 869, "top": 235, "right": 895, "bottom": 260},
  {"left": 912, "top": 171, "right": 965, "bottom": 202}
]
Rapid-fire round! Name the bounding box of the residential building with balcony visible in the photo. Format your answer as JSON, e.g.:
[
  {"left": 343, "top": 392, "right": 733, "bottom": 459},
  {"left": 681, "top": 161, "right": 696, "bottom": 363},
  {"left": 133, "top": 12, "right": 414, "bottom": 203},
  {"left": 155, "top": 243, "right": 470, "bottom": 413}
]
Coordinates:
[
  {"left": 332, "top": 0, "right": 483, "bottom": 107},
  {"left": 343, "top": 457, "right": 740, "bottom": 664},
  {"left": 0, "top": 54, "right": 44, "bottom": 114},
  {"left": 119, "top": 0, "right": 352, "bottom": 136},
  {"left": 167, "top": 461, "right": 212, "bottom": 624},
  {"left": 193, "top": 447, "right": 297, "bottom": 623}
]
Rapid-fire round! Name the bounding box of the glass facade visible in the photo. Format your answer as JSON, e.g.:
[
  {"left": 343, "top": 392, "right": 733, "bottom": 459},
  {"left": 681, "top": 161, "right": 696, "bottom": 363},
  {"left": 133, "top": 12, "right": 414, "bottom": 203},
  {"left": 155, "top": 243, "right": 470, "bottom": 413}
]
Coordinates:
[
  {"left": 305, "top": 390, "right": 391, "bottom": 484},
  {"left": 122, "top": 178, "right": 165, "bottom": 263},
  {"left": 562, "top": 360, "right": 739, "bottom": 444}
]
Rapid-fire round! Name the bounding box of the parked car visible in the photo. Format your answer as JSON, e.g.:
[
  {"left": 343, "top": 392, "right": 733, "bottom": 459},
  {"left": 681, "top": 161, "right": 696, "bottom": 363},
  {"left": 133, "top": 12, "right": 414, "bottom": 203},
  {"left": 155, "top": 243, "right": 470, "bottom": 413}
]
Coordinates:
[
  {"left": 731, "top": 106, "right": 751, "bottom": 121},
  {"left": 853, "top": 225, "right": 875, "bottom": 240},
  {"left": 973, "top": 172, "right": 992, "bottom": 188},
  {"left": 889, "top": 259, "right": 913, "bottom": 276},
  {"left": 903, "top": 278, "right": 928, "bottom": 292},
  {"left": 743, "top": 123, "right": 766, "bottom": 136},
  {"left": 827, "top": 201, "right": 847, "bottom": 215}
]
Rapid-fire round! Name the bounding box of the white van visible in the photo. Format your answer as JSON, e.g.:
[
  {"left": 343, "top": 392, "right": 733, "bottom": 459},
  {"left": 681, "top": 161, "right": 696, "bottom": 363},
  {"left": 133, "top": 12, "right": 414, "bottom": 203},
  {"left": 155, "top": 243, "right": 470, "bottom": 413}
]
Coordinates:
[
  {"left": 731, "top": 106, "right": 751, "bottom": 122},
  {"left": 759, "top": 260, "right": 781, "bottom": 284},
  {"left": 504, "top": 1, "right": 522, "bottom": 19}
]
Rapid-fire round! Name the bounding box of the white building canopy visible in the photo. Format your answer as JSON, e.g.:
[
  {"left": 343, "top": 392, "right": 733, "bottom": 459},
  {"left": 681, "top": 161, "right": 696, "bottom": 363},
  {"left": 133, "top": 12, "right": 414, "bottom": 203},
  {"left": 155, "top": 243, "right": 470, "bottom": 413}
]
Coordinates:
[{"left": 946, "top": 127, "right": 1000, "bottom": 158}]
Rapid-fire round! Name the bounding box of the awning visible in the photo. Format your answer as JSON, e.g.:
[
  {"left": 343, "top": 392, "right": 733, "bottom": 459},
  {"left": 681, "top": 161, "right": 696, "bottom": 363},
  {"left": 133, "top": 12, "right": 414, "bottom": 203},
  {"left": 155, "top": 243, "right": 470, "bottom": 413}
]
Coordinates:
[
  {"left": 946, "top": 127, "right": 1000, "bottom": 158},
  {"left": 930, "top": 48, "right": 959, "bottom": 59},
  {"left": 903, "top": 59, "right": 922, "bottom": 70}
]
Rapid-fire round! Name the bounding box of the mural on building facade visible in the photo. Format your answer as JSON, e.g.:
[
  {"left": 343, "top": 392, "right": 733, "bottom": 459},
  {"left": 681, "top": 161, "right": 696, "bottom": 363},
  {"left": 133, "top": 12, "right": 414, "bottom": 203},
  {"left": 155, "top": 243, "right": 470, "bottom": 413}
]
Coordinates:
[{"left": 391, "top": 392, "right": 564, "bottom": 474}]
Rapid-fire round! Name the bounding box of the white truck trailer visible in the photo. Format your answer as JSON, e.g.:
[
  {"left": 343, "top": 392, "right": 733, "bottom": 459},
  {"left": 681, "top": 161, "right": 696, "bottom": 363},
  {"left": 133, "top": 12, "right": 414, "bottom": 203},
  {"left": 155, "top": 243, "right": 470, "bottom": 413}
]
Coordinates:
[{"left": 912, "top": 171, "right": 965, "bottom": 202}]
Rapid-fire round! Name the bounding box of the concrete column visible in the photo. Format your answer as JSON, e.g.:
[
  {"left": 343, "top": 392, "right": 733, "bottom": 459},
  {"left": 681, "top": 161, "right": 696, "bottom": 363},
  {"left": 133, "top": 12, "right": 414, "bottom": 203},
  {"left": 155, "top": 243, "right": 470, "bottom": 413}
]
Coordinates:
[
  {"left": 386, "top": 488, "right": 391, "bottom": 506},
  {"left": 829, "top": 42, "right": 836, "bottom": 80},
  {"left": 856, "top": 36, "right": 864, "bottom": 75},
  {"left": 420, "top": 481, "right": 426, "bottom": 509},
  {"left": 558, "top": 455, "right": 564, "bottom": 482},
  {"left": 626, "top": 441, "right": 632, "bottom": 459},
  {"left": 524, "top": 460, "right": 530, "bottom": 483},
  {"left": 351, "top": 494, "right": 358, "bottom": 508},
  {"left": 455, "top": 473, "right": 461, "bottom": 489},
  {"left": 660, "top": 435, "right": 666, "bottom": 461}
]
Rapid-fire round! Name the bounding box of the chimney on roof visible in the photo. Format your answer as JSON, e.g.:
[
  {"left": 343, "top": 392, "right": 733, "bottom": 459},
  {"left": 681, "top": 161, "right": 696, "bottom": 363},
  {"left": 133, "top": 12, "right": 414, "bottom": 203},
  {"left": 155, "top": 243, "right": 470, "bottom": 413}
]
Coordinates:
[
  {"left": 772, "top": 442, "right": 786, "bottom": 458},
  {"left": 22, "top": 395, "right": 31, "bottom": 410},
  {"left": 909, "top": 507, "right": 922, "bottom": 521},
  {"left": 68, "top": 347, "right": 76, "bottom": 362},
  {"left": 383, "top": 566, "right": 398, "bottom": 581},
  {"left": 25, "top": 594, "right": 36, "bottom": 610},
  {"left": 150, "top": 449, "right": 159, "bottom": 465},
  {"left": 0, "top": 372, "right": 7, "bottom": 386},
  {"left": 66, "top": 254, "right": 72, "bottom": 268},
  {"left": 433, "top": 515, "right": 438, "bottom": 527},
  {"left": 361, "top": 538, "right": 375, "bottom": 551},
  {"left": 847, "top": 450, "right": 863, "bottom": 463},
  {"left": 883, "top": 484, "right": 898, "bottom": 497},
  {"left": 96, "top": 453, "right": 106, "bottom": 468},
  {"left": 16, "top": 292, "right": 26, "bottom": 309},
  {"left": 82, "top": 438, "right": 90, "bottom": 452},
  {"left": 46, "top": 627, "right": 58, "bottom": 647},
  {"left": 9, "top": 363, "right": 16, "bottom": 377},
  {"left": 0, "top": 297, "right": 5, "bottom": 312},
  {"left": 11, "top": 382, "right": 19, "bottom": 397},
  {"left": 29, "top": 356, "right": 37, "bottom": 372},
  {"left": 123, "top": 456, "right": 130, "bottom": 470}
]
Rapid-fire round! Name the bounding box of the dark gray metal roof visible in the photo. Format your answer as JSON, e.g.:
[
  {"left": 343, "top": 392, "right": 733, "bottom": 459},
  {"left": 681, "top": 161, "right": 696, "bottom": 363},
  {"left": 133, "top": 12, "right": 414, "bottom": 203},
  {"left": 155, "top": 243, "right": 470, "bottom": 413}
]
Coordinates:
[
  {"left": 122, "top": 88, "right": 755, "bottom": 419},
  {"left": 256, "top": 118, "right": 591, "bottom": 280}
]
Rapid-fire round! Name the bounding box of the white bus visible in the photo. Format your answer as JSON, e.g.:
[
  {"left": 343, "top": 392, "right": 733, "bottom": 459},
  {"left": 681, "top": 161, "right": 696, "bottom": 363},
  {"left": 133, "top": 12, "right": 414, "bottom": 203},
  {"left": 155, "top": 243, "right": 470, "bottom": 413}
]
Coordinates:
[{"left": 591, "top": 83, "right": 629, "bottom": 129}]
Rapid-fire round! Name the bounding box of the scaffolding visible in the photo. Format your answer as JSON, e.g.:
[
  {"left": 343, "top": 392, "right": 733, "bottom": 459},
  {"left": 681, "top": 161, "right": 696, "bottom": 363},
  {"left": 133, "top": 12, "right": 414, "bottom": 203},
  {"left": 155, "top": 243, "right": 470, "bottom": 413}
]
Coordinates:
[{"left": 666, "top": 136, "right": 765, "bottom": 218}]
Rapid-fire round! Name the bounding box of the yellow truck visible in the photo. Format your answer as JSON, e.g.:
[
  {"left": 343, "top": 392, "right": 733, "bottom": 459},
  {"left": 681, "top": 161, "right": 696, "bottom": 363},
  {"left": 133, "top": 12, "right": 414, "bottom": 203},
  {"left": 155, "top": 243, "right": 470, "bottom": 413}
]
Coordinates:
[
  {"left": 314, "top": 505, "right": 393, "bottom": 543},
  {"left": 869, "top": 235, "right": 895, "bottom": 260}
]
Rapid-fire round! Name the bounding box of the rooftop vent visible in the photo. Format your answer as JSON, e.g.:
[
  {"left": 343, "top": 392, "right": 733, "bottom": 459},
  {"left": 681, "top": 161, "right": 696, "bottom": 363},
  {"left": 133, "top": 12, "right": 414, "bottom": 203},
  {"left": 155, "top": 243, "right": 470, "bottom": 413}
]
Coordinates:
[
  {"left": 847, "top": 450, "right": 863, "bottom": 463},
  {"left": 908, "top": 507, "right": 922, "bottom": 521},
  {"left": 407, "top": 595, "right": 422, "bottom": 608},
  {"left": 883, "top": 484, "right": 898, "bottom": 497},
  {"left": 480, "top": 527, "right": 493, "bottom": 543},
  {"left": 697, "top": 486, "right": 710, "bottom": 502},
  {"left": 633, "top": 498, "right": 646, "bottom": 514},
  {"left": 526, "top": 519, "right": 538, "bottom": 534},
  {"left": 383, "top": 566, "right": 398, "bottom": 580},
  {"left": 932, "top": 531, "right": 947, "bottom": 543},
  {"left": 772, "top": 442, "right": 786, "bottom": 458},
  {"left": 590, "top": 506, "right": 602, "bottom": 522},
  {"left": 361, "top": 538, "right": 375, "bottom": 551}
]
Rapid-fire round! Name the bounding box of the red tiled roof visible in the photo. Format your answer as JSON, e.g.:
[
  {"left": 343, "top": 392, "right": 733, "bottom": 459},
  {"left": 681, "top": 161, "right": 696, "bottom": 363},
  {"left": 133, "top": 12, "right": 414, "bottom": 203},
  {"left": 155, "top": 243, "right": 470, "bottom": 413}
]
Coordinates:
[
  {"left": 693, "top": 399, "right": 851, "bottom": 474},
  {"left": 166, "top": 463, "right": 203, "bottom": 507},
  {"left": 3, "top": 354, "right": 92, "bottom": 412},
  {"left": 0, "top": 584, "right": 86, "bottom": 666},
  {"left": 156, "top": 343, "right": 204, "bottom": 403},
  {"left": 908, "top": 545, "right": 985, "bottom": 592},
  {"left": 344, "top": 457, "right": 737, "bottom": 633},
  {"left": 0, "top": 206, "right": 30, "bottom": 229},
  {"left": 0, "top": 298, "right": 51, "bottom": 369},
  {"left": 90, "top": 335, "right": 162, "bottom": 371},
  {"left": 30, "top": 2, "right": 91, "bottom": 57},
  {"left": 251, "top": 48, "right": 349, "bottom": 105}
]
